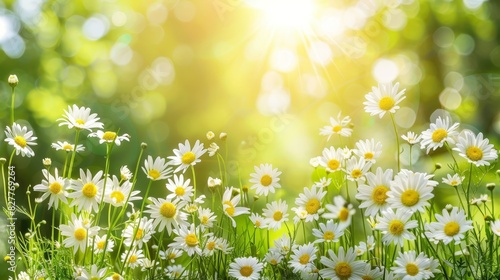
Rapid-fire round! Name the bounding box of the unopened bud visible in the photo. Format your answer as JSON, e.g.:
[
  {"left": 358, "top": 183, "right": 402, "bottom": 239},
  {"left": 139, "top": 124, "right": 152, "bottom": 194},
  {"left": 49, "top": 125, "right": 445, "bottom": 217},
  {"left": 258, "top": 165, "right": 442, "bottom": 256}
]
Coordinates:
[
  {"left": 435, "top": 163, "right": 442, "bottom": 170},
  {"left": 141, "top": 142, "right": 148, "bottom": 149},
  {"left": 0, "top": 158, "right": 6, "bottom": 164},
  {"left": 242, "top": 185, "right": 249, "bottom": 193},
  {"left": 8, "top": 75, "right": 18, "bottom": 88},
  {"left": 206, "top": 131, "right": 215, "bottom": 140},
  {"left": 445, "top": 204, "right": 453, "bottom": 211},
  {"left": 487, "top": 183, "right": 496, "bottom": 191},
  {"left": 253, "top": 195, "right": 259, "bottom": 201},
  {"left": 43, "top": 158, "right": 51, "bottom": 167},
  {"left": 219, "top": 132, "right": 227, "bottom": 141}
]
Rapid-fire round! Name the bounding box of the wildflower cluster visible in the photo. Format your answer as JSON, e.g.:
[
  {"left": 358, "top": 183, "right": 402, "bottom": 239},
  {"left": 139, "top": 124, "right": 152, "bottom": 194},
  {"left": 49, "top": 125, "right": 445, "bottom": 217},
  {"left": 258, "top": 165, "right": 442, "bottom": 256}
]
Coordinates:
[{"left": 2, "top": 76, "right": 500, "bottom": 280}]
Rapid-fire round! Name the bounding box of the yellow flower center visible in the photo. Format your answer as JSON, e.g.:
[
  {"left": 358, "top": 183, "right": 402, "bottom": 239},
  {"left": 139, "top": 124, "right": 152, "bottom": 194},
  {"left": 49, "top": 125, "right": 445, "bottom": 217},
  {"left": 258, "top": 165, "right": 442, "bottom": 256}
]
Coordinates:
[
  {"left": 102, "top": 131, "right": 117, "bottom": 141},
  {"left": 332, "top": 125, "right": 342, "bottom": 132},
  {"left": 306, "top": 198, "right": 321, "bottom": 214},
  {"left": 351, "top": 169, "right": 362, "bottom": 178},
  {"left": 224, "top": 200, "right": 235, "bottom": 216},
  {"left": 175, "top": 186, "right": 185, "bottom": 196},
  {"left": 201, "top": 216, "right": 209, "bottom": 225},
  {"left": 406, "top": 263, "right": 419, "bottom": 276},
  {"left": 372, "top": 185, "right": 389, "bottom": 205},
  {"left": 401, "top": 189, "right": 420, "bottom": 207},
  {"left": 431, "top": 128, "right": 447, "bottom": 143},
  {"left": 74, "top": 228, "right": 86, "bottom": 241},
  {"left": 379, "top": 96, "right": 395, "bottom": 111},
  {"left": 185, "top": 233, "right": 198, "bottom": 247},
  {"left": 444, "top": 221, "right": 460, "bottom": 236},
  {"left": 97, "top": 240, "right": 106, "bottom": 250},
  {"left": 364, "top": 152, "right": 374, "bottom": 160},
  {"left": 75, "top": 119, "right": 85, "bottom": 125},
  {"left": 255, "top": 220, "right": 261, "bottom": 227},
  {"left": 135, "top": 228, "right": 144, "bottom": 240},
  {"left": 148, "top": 169, "right": 161, "bottom": 180},
  {"left": 260, "top": 174, "right": 272, "bottom": 186},
  {"left": 82, "top": 183, "right": 97, "bottom": 198},
  {"left": 168, "top": 253, "right": 176, "bottom": 259},
  {"left": 160, "top": 202, "right": 176, "bottom": 218},
  {"left": 240, "top": 266, "right": 253, "bottom": 277},
  {"left": 389, "top": 220, "right": 405, "bottom": 235},
  {"left": 110, "top": 190, "right": 125, "bottom": 203},
  {"left": 335, "top": 261, "right": 352, "bottom": 278},
  {"left": 14, "top": 136, "right": 27, "bottom": 148},
  {"left": 339, "top": 207, "right": 349, "bottom": 221},
  {"left": 63, "top": 144, "right": 73, "bottom": 150},
  {"left": 327, "top": 159, "right": 340, "bottom": 171},
  {"left": 273, "top": 211, "right": 283, "bottom": 221},
  {"left": 466, "top": 146, "right": 483, "bottom": 161},
  {"left": 450, "top": 180, "right": 458, "bottom": 186},
  {"left": 207, "top": 241, "right": 216, "bottom": 250},
  {"left": 112, "top": 274, "right": 121, "bottom": 280},
  {"left": 299, "top": 253, "right": 310, "bottom": 265},
  {"left": 270, "top": 259, "right": 278, "bottom": 265},
  {"left": 181, "top": 151, "right": 196, "bottom": 165},
  {"left": 49, "top": 182, "right": 63, "bottom": 194},
  {"left": 362, "top": 276, "right": 374, "bottom": 280},
  {"left": 129, "top": 255, "right": 138, "bottom": 263},
  {"left": 323, "top": 231, "right": 335, "bottom": 241}
]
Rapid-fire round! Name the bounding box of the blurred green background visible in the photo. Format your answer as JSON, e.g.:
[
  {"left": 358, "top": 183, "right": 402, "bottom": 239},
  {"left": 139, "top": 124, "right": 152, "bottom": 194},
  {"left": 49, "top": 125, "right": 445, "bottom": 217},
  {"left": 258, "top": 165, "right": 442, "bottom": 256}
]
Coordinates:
[{"left": 1, "top": 0, "right": 500, "bottom": 273}]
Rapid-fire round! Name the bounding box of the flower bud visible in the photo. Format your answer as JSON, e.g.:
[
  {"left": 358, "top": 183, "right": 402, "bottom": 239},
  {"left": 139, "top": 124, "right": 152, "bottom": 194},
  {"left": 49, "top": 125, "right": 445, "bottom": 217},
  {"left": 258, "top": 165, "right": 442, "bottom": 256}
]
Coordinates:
[
  {"left": 43, "top": 158, "right": 52, "bottom": 167},
  {"left": 219, "top": 132, "right": 227, "bottom": 141},
  {"left": 487, "top": 183, "right": 495, "bottom": 191},
  {"left": 435, "top": 163, "right": 442, "bottom": 170},
  {"left": 8, "top": 75, "right": 18, "bottom": 88},
  {"left": 0, "top": 158, "right": 6, "bottom": 165},
  {"left": 206, "top": 131, "right": 215, "bottom": 140},
  {"left": 141, "top": 142, "right": 148, "bottom": 149}
]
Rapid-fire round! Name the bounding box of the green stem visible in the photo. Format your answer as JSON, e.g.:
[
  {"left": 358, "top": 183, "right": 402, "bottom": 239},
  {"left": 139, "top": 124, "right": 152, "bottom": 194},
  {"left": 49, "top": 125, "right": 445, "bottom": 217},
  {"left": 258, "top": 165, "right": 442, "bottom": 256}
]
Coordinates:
[
  {"left": 10, "top": 86, "right": 15, "bottom": 125},
  {"left": 389, "top": 113, "right": 401, "bottom": 172},
  {"left": 67, "top": 130, "right": 81, "bottom": 179}
]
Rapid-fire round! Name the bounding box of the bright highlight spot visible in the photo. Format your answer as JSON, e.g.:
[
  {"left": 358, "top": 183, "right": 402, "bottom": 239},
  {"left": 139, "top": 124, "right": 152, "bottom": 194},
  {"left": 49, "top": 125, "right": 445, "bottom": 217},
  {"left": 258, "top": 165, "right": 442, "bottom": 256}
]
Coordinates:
[{"left": 257, "top": 0, "right": 316, "bottom": 32}]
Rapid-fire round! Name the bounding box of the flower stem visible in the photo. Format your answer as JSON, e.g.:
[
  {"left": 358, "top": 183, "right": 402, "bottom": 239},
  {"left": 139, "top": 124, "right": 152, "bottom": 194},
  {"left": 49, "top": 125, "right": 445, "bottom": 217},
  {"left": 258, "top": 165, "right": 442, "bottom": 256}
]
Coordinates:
[
  {"left": 10, "top": 86, "right": 15, "bottom": 124},
  {"left": 67, "top": 130, "right": 81, "bottom": 179},
  {"left": 389, "top": 113, "right": 401, "bottom": 172}
]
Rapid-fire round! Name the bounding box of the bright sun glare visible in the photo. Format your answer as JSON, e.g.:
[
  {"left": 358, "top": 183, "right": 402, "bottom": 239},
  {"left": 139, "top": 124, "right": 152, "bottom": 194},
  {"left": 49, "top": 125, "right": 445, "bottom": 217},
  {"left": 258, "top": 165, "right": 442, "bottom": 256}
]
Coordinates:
[{"left": 257, "top": 0, "right": 316, "bottom": 32}]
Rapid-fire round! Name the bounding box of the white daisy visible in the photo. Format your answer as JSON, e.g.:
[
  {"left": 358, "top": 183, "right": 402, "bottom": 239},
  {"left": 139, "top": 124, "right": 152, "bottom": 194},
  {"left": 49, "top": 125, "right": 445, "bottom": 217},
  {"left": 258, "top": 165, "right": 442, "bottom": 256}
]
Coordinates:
[
  {"left": 262, "top": 199, "right": 289, "bottom": 231},
  {"left": 344, "top": 156, "right": 372, "bottom": 182},
  {"left": 166, "top": 265, "right": 186, "bottom": 279},
  {"left": 319, "top": 246, "right": 367, "bottom": 280},
  {"left": 386, "top": 169, "right": 435, "bottom": 213},
  {"left": 121, "top": 248, "right": 145, "bottom": 269},
  {"left": 145, "top": 197, "right": 188, "bottom": 235},
  {"left": 67, "top": 169, "right": 105, "bottom": 213},
  {"left": 60, "top": 214, "right": 99, "bottom": 254},
  {"left": 142, "top": 155, "right": 173, "bottom": 181},
  {"left": 374, "top": 207, "right": 418, "bottom": 246},
  {"left": 490, "top": 220, "right": 500, "bottom": 236},
  {"left": 265, "top": 250, "right": 284, "bottom": 266},
  {"left": 33, "top": 168, "right": 68, "bottom": 209},
  {"left": 207, "top": 176, "right": 222, "bottom": 188},
  {"left": 319, "top": 147, "right": 344, "bottom": 173},
  {"left": 160, "top": 247, "right": 183, "bottom": 263},
  {"left": 207, "top": 142, "right": 219, "bottom": 157},
  {"left": 88, "top": 130, "right": 130, "bottom": 146},
  {"left": 355, "top": 167, "right": 393, "bottom": 217},
  {"left": 273, "top": 234, "right": 293, "bottom": 255},
  {"left": 75, "top": 264, "right": 107, "bottom": 280},
  {"left": 353, "top": 138, "right": 382, "bottom": 163},
  {"left": 4, "top": 122, "right": 37, "bottom": 157},
  {"left": 363, "top": 82, "right": 406, "bottom": 118},
  {"left": 104, "top": 176, "right": 141, "bottom": 207},
  {"left": 58, "top": 104, "right": 104, "bottom": 131},
  {"left": 198, "top": 207, "right": 217, "bottom": 229},
  {"left": 359, "top": 265, "right": 383, "bottom": 280},
  {"left": 393, "top": 250, "right": 438, "bottom": 279},
  {"left": 249, "top": 212, "right": 267, "bottom": 229},
  {"left": 106, "top": 273, "right": 124, "bottom": 280},
  {"left": 167, "top": 139, "right": 207, "bottom": 173},
  {"left": 442, "top": 173, "right": 464, "bottom": 187},
  {"left": 312, "top": 220, "right": 344, "bottom": 244},
  {"left": 222, "top": 186, "right": 250, "bottom": 227},
  {"left": 165, "top": 174, "right": 194, "bottom": 201},
  {"left": 228, "top": 257, "right": 264, "bottom": 280},
  {"left": 202, "top": 235, "right": 218, "bottom": 256},
  {"left": 453, "top": 130, "right": 498, "bottom": 166},
  {"left": 319, "top": 112, "right": 353, "bottom": 141},
  {"left": 249, "top": 163, "right": 282, "bottom": 196},
  {"left": 94, "top": 234, "right": 114, "bottom": 254},
  {"left": 401, "top": 131, "right": 422, "bottom": 145},
  {"left": 323, "top": 195, "right": 356, "bottom": 230},
  {"left": 420, "top": 116, "right": 459, "bottom": 153},
  {"left": 289, "top": 243, "right": 318, "bottom": 273},
  {"left": 425, "top": 207, "right": 473, "bottom": 245},
  {"left": 169, "top": 224, "right": 202, "bottom": 256},
  {"left": 215, "top": 237, "right": 233, "bottom": 254},
  {"left": 120, "top": 165, "right": 133, "bottom": 181},
  {"left": 51, "top": 140, "right": 85, "bottom": 152},
  {"left": 293, "top": 184, "right": 327, "bottom": 222},
  {"left": 123, "top": 217, "right": 155, "bottom": 248}
]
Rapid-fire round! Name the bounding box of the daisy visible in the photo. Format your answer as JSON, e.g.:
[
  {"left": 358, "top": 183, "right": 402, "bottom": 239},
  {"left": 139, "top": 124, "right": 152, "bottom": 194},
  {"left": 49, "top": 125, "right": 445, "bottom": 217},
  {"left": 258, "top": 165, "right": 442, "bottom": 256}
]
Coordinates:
[
  {"left": 58, "top": 104, "right": 104, "bottom": 131},
  {"left": 4, "top": 122, "right": 37, "bottom": 157},
  {"left": 88, "top": 130, "right": 130, "bottom": 146},
  {"left": 166, "top": 265, "right": 186, "bottom": 279},
  {"left": 104, "top": 176, "right": 141, "bottom": 207},
  {"left": 222, "top": 186, "right": 250, "bottom": 227},
  {"left": 123, "top": 217, "right": 155, "bottom": 248},
  {"left": 262, "top": 199, "right": 289, "bottom": 231},
  {"left": 289, "top": 243, "right": 318, "bottom": 273},
  {"left": 160, "top": 247, "right": 183, "bottom": 263},
  {"left": 169, "top": 224, "right": 202, "bottom": 256},
  {"left": 198, "top": 207, "right": 217, "bottom": 229},
  {"left": 202, "top": 235, "right": 218, "bottom": 256},
  {"left": 359, "top": 265, "right": 383, "bottom": 280},
  {"left": 374, "top": 207, "right": 418, "bottom": 246},
  {"left": 215, "top": 237, "right": 233, "bottom": 254},
  {"left": 319, "top": 147, "right": 344, "bottom": 173},
  {"left": 165, "top": 174, "right": 194, "bottom": 201},
  {"left": 207, "top": 142, "right": 219, "bottom": 156},
  {"left": 273, "top": 234, "right": 293, "bottom": 255},
  {"left": 363, "top": 82, "right": 406, "bottom": 118},
  {"left": 323, "top": 195, "right": 356, "bottom": 230},
  {"left": 442, "top": 173, "right": 464, "bottom": 187},
  {"left": 265, "top": 250, "right": 284, "bottom": 266},
  {"left": 292, "top": 207, "right": 309, "bottom": 224},
  {"left": 392, "top": 250, "right": 438, "bottom": 279},
  {"left": 67, "top": 169, "right": 105, "bottom": 213},
  {"left": 319, "top": 112, "right": 353, "bottom": 141},
  {"left": 453, "top": 130, "right": 498, "bottom": 166},
  {"left": 167, "top": 139, "right": 207, "bottom": 173},
  {"left": 355, "top": 167, "right": 393, "bottom": 217},
  {"left": 121, "top": 248, "right": 145, "bottom": 269},
  {"left": 145, "top": 197, "right": 188, "bottom": 235},
  {"left": 94, "top": 234, "right": 114, "bottom": 254},
  {"left": 33, "top": 168, "right": 68, "bottom": 209},
  {"left": 312, "top": 220, "right": 344, "bottom": 244},
  {"left": 386, "top": 169, "right": 435, "bottom": 213},
  {"left": 142, "top": 155, "right": 173, "bottom": 181},
  {"left": 319, "top": 246, "right": 367, "bottom": 280},
  {"left": 401, "top": 131, "right": 422, "bottom": 145},
  {"left": 76, "top": 264, "right": 107, "bottom": 280},
  {"left": 420, "top": 116, "right": 459, "bottom": 153},
  {"left": 120, "top": 165, "right": 133, "bottom": 181},
  {"left": 106, "top": 273, "right": 124, "bottom": 280},
  {"left": 293, "top": 184, "right": 327, "bottom": 222},
  {"left": 207, "top": 176, "right": 222, "bottom": 188},
  {"left": 228, "top": 257, "right": 264, "bottom": 280},
  {"left": 313, "top": 177, "right": 332, "bottom": 189},
  {"left": 353, "top": 138, "right": 382, "bottom": 163},
  {"left": 60, "top": 214, "right": 99, "bottom": 254},
  {"left": 490, "top": 220, "right": 500, "bottom": 236},
  {"left": 51, "top": 140, "right": 85, "bottom": 152},
  {"left": 249, "top": 163, "right": 282, "bottom": 196},
  {"left": 425, "top": 207, "right": 473, "bottom": 245},
  {"left": 344, "top": 157, "right": 372, "bottom": 182},
  {"left": 249, "top": 212, "right": 267, "bottom": 229}
]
